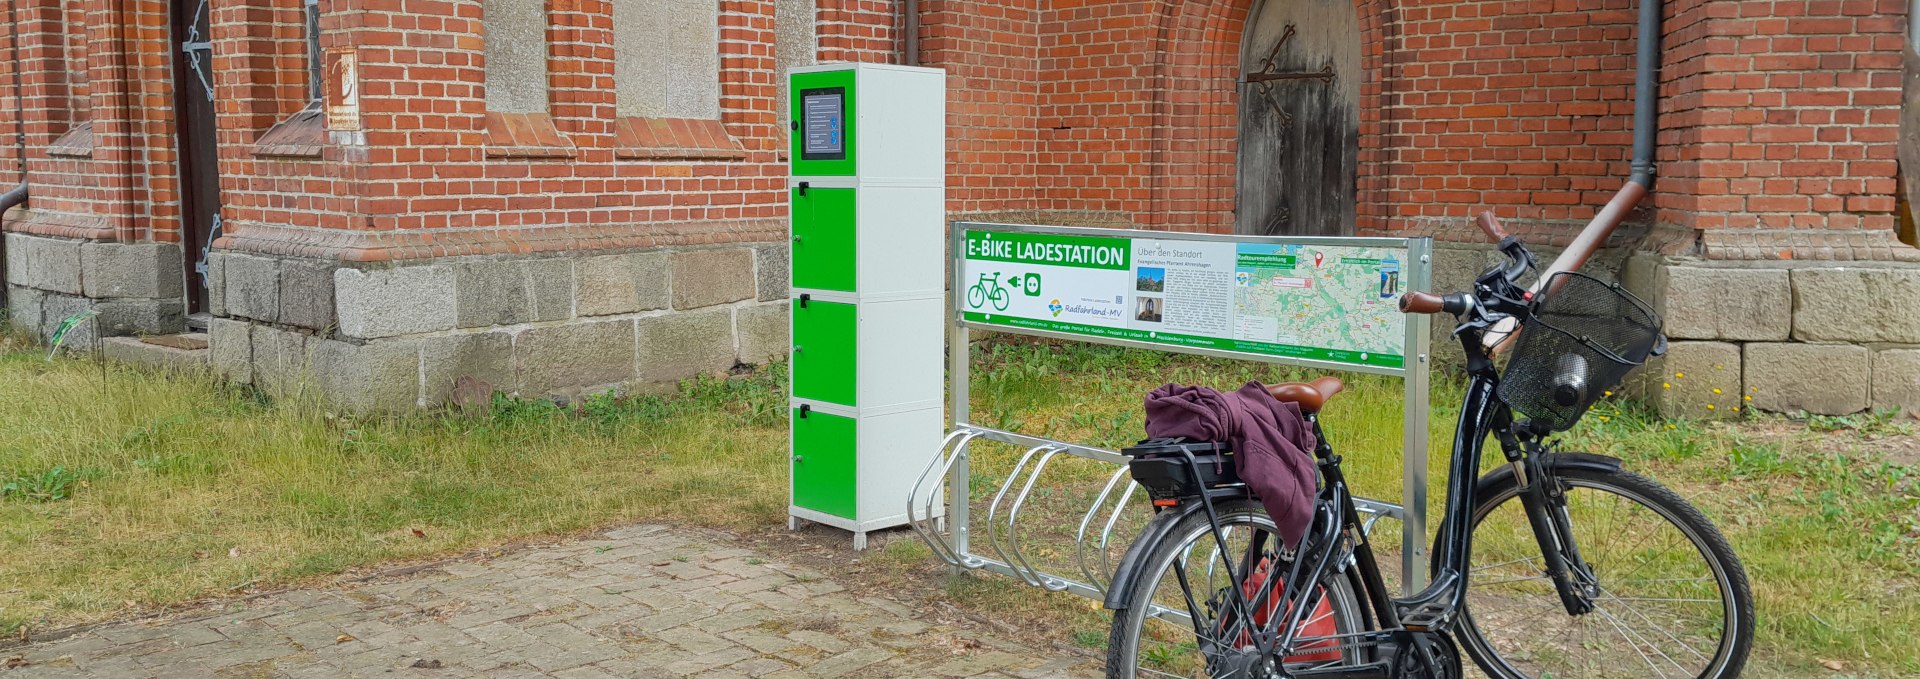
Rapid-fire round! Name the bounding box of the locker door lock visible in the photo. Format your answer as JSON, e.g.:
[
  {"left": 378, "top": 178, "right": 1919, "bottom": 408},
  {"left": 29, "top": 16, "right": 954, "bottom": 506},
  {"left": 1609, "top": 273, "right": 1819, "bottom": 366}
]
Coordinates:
[
  {"left": 798, "top": 293, "right": 811, "bottom": 308},
  {"left": 798, "top": 404, "right": 812, "bottom": 418},
  {"left": 793, "top": 455, "right": 804, "bottom": 462},
  {"left": 798, "top": 181, "right": 810, "bottom": 197}
]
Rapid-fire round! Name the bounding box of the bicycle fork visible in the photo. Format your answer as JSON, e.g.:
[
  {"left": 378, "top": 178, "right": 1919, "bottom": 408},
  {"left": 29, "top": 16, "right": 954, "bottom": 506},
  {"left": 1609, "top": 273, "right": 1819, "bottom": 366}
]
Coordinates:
[{"left": 1503, "top": 436, "right": 1598, "bottom": 616}]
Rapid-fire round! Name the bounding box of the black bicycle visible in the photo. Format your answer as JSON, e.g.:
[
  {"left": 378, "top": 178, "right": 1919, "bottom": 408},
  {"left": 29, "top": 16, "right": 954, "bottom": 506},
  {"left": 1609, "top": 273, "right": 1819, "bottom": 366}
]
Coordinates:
[{"left": 1103, "top": 214, "right": 1754, "bottom": 678}]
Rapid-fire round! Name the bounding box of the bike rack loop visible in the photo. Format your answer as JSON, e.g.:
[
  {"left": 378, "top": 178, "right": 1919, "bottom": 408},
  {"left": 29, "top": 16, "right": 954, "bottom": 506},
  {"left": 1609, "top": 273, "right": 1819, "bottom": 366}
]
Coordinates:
[
  {"left": 985, "top": 443, "right": 1058, "bottom": 588},
  {"left": 1073, "top": 465, "right": 1135, "bottom": 594},
  {"left": 1004, "top": 446, "right": 1073, "bottom": 592},
  {"left": 907, "top": 429, "right": 976, "bottom": 568}
]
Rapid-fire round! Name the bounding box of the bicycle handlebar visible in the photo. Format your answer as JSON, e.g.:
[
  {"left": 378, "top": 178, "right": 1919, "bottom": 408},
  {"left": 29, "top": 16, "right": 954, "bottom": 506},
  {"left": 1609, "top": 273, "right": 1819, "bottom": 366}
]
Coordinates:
[{"left": 1475, "top": 211, "right": 1511, "bottom": 242}]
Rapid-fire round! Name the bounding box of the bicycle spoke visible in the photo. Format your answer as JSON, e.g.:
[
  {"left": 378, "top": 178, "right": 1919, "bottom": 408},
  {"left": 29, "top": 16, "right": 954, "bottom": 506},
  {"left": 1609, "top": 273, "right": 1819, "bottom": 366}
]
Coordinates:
[
  {"left": 1595, "top": 603, "right": 1690, "bottom": 677},
  {"left": 1601, "top": 588, "right": 1713, "bottom": 665}
]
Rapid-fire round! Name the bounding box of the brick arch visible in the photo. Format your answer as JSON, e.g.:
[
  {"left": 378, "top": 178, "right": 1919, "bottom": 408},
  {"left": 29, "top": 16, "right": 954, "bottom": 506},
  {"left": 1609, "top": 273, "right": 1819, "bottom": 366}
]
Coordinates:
[{"left": 1135, "top": 0, "right": 1399, "bottom": 233}]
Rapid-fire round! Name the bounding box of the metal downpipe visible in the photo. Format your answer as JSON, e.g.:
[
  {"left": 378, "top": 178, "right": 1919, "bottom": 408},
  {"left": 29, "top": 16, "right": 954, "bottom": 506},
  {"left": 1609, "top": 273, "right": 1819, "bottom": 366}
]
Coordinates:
[
  {"left": 3, "top": 0, "right": 32, "bottom": 302},
  {"left": 904, "top": 0, "right": 920, "bottom": 66},
  {"left": 1628, "top": 0, "right": 1663, "bottom": 187},
  {"left": 1530, "top": 0, "right": 1664, "bottom": 284}
]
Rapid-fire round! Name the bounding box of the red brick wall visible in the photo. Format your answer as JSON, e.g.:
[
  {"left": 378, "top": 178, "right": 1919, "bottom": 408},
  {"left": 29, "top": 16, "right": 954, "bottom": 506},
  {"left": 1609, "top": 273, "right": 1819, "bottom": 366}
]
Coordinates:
[
  {"left": 218, "top": 0, "right": 793, "bottom": 262},
  {"left": 816, "top": 0, "right": 901, "bottom": 63},
  {"left": 1384, "top": 0, "right": 1640, "bottom": 230},
  {"left": 2, "top": 0, "right": 178, "bottom": 245},
  {"left": 6, "top": 0, "right": 1912, "bottom": 266},
  {"left": 1657, "top": 0, "right": 1904, "bottom": 241}
]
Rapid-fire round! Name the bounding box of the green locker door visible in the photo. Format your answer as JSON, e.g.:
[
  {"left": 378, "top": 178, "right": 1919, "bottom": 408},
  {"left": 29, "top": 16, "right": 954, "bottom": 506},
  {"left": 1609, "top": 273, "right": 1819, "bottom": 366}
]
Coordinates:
[
  {"left": 792, "top": 408, "right": 856, "bottom": 519},
  {"left": 791, "top": 299, "right": 857, "bottom": 406},
  {"left": 789, "top": 69, "right": 857, "bottom": 177},
  {"left": 790, "top": 187, "right": 856, "bottom": 292}
]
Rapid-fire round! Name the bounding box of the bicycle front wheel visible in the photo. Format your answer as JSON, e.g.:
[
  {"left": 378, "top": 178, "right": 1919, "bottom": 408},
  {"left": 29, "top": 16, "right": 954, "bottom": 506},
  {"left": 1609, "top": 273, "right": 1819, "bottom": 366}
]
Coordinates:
[
  {"left": 1106, "top": 499, "right": 1367, "bottom": 678},
  {"left": 1458, "top": 463, "right": 1753, "bottom": 679}
]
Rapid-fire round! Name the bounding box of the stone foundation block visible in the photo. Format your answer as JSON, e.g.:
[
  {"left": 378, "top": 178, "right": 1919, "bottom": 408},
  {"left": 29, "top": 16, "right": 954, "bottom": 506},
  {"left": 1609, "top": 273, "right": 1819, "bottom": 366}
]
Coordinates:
[
  {"left": 671, "top": 248, "right": 754, "bottom": 310},
  {"left": 575, "top": 252, "right": 669, "bottom": 317},
  {"left": 637, "top": 308, "right": 735, "bottom": 382},
  {"left": 309, "top": 337, "right": 423, "bottom": 412},
  {"left": 1745, "top": 342, "right": 1871, "bottom": 415},
  {"left": 208, "top": 318, "right": 253, "bottom": 385},
  {"left": 249, "top": 324, "right": 312, "bottom": 397},
  {"left": 1623, "top": 341, "right": 1743, "bottom": 420},
  {"left": 95, "top": 298, "right": 187, "bottom": 336},
  {"left": 515, "top": 320, "right": 636, "bottom": 396},
  {"left": 81, "top": 242, "right": 184, "bottom": 300},
  {"left": 278, "top": 259, "right": 338, "bottom": 331},
  {"left": 206, "top": 252, "right": 227, "bottom": 317},
  {"left": 756, "top": 244, "right": 789, "bottom": 302},
  {"left": 422, "top": 332, "right": 516, "bottom": 405},
  {"left": 103, "top": 337, "right": 208, "bottom": 373},
  {"left": 1871, "top": 346, "right": 1920, "bottom": 415},
  {"left": 6, "top": 285, "right": 45, "bottom": 336},
  {"left": 39, "top": 294, "right": 97, "bottom": 348},
  {"left": 455, "top": 258, "right": 573, "bottom": 328},
  {"left": 4, "top": 233, "right": 82, "bottom": 294},
  {"left": 223, "top": 254, "right": 282, "bottom": 323},
  {"left": 736, "top": 303, "right": 790, "bottom": 365},
  {"left": 1792, "top": 268, "right": 1920, "bottom": 343},
  {"left": 335, "top": 265, "right": 457, "bottom": 339},
  {"left": 1656, "top": 267, "right": 1790, "bottom": 341}
]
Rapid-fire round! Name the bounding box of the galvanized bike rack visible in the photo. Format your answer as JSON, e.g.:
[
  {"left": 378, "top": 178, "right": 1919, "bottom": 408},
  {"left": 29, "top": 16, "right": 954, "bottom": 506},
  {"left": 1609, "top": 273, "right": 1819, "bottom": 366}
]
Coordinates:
[{"left": 906, "top": 223, "right": 1436, "bottom": 602}]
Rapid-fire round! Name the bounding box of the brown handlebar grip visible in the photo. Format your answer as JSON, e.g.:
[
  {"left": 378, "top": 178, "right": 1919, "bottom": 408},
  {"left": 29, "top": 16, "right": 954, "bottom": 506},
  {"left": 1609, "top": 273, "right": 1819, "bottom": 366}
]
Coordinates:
[
  {"left": 1476, "top": 211, "right": 1511, "bottom": 242},
  {"left": 1399, "top": 291, "right": 1445, "bottom": 314}
]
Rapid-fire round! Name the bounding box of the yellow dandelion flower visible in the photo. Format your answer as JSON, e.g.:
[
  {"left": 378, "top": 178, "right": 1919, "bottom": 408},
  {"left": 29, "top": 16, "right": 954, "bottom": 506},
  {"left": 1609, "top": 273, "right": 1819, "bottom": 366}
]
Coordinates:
[
  {"left": 1665, "top": 423, "right": 1677, "bottom": 430},
  {"left": 1744, "top": 395, "right": 1752, "bottom": 402},
  {"left": 1731, "top": 407, "right": 1741, "bottom": 412},
  {"left": 1675, "top": 372, "right": 1686, "bottom": 378},
  {"left": 1663, "top": 382, "right": 1672, "bottom": 389},
  {"left": 1603, "top": 390, "right": 1613, "bottom": 397},
  {"left": 1705, "top": 404, "right": 1716, "bottom": 410},
  {"left": 1712, "top": 388, "right": 1723, "bottom": 395}
]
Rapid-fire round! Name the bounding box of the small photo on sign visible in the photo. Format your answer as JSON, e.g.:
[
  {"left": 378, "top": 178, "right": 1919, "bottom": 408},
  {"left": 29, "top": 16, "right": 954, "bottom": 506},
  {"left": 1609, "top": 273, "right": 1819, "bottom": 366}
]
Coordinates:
[
  {"left": 1135, "top": 296, "right": 1164, "bottom": 323},
  {"left": 1136, "top": 267, "right": 1166, "bottom": 293}
]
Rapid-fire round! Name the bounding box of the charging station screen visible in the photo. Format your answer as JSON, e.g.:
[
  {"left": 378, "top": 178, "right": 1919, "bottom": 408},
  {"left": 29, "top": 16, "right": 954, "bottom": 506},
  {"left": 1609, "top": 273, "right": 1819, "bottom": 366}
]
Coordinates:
[{"left": 801, "top": 88, "right": 846, "bottom": 161}]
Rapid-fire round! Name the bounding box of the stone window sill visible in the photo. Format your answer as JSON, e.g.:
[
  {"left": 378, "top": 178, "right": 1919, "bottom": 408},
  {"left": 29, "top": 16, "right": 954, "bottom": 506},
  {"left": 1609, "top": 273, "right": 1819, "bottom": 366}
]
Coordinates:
[
  {"left": 47, "top": 120, "right": 93, "bottom": 158},
  {"left": 485, "top": 111, "right": 577, "bottom": 159},
  {"left": 614, "top": 117, "right": 746, "bottom": 161},
  {"left": 253, "top": 103, "right": 326, "bottom": 159}
]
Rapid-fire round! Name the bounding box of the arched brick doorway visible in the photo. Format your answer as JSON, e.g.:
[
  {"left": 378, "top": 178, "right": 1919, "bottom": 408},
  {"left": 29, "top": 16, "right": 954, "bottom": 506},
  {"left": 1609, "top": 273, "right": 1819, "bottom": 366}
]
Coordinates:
[{"left": 1235, "top": 0, "right": 1362, "bottom": 236}]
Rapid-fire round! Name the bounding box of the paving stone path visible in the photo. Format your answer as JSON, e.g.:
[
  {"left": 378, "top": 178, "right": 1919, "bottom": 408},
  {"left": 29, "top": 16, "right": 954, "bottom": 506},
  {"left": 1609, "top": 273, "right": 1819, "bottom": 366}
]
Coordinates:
[{"left": 0, "top": 525, "right": 1101, "bottom": 678}]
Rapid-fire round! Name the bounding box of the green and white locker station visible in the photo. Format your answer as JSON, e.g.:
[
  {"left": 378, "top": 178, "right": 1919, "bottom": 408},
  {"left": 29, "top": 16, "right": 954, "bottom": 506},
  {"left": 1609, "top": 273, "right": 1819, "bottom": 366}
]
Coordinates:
[{"left": 785, "top": 63, "right": 946, "bottom": 550}]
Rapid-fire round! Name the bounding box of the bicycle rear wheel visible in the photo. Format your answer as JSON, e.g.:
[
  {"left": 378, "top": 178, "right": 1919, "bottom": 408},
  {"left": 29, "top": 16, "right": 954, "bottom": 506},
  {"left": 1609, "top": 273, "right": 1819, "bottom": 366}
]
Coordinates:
[
  {"left": 1457, "top": 463, "right": 1753, "bottom": 679},
  {"left": 1106, "top": 499, "right": 1367, "bottom": 678}
]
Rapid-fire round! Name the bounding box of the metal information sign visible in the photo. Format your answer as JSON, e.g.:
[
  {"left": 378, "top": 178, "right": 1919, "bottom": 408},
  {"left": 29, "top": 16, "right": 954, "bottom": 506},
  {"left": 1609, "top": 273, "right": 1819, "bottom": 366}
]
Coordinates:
[
  {"left": 909, "top": 223, "right": 1436, "bottom": 601},
  {"left": 960, "top": 228, "right": 1415, "bottom": 372}
]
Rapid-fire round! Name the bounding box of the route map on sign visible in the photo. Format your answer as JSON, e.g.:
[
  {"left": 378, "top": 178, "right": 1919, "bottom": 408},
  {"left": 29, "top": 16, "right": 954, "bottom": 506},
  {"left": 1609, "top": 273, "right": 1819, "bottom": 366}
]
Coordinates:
[
  {"left": 1232, "top": 243, "right": 1403, "bottom": 361},
  {"left": 960, "top": 229, "right": 1412, "bottom": 368}
]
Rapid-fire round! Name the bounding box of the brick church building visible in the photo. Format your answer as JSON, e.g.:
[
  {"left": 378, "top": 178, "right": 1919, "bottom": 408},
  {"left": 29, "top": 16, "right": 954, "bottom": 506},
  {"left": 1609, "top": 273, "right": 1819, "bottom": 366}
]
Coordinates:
[{"left": 2, "top": 0, "right": 1917, "bottom": 415}]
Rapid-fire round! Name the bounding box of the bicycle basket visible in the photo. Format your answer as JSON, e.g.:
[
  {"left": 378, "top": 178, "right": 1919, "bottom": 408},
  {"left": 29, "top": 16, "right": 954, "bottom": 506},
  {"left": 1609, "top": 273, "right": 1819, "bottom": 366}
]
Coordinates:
[{"left": 1497, "top": 272, "right": 1662, "bottom": 432}]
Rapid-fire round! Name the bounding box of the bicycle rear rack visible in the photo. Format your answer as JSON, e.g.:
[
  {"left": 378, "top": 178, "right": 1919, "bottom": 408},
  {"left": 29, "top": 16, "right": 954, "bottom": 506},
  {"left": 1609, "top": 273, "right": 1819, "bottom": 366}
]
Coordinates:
[{"left": 905, "top": 424, "right": 1408, "bottom": 602}]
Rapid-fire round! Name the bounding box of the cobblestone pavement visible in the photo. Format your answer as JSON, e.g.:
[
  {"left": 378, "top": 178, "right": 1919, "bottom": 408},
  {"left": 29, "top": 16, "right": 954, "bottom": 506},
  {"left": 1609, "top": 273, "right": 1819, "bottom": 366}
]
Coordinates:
[{"left": 0, "top": 525, "right": 1101, "bottom": 678}]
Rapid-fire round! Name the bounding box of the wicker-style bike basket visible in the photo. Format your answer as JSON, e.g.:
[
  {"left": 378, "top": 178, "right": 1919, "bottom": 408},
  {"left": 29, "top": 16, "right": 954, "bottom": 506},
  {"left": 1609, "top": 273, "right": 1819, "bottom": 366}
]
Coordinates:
[{"left": 1497, "top": 272, "right": 1663, "bottom": 432}]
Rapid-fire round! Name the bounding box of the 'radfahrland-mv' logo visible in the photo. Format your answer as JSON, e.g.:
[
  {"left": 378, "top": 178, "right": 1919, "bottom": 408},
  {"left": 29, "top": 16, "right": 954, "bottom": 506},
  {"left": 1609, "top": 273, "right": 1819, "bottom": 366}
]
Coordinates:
[{"left": 1048, "top": 299, "right": 1064, "bottom": 317}]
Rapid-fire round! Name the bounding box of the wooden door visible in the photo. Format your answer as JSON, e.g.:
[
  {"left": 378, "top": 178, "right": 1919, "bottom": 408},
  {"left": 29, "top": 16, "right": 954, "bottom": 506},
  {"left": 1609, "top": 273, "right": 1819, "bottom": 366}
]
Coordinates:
[
  {"left": 1236, "top": 0, "right": 1361, "bottom": 237},
  {"left": 171, "top": 0, "right": 220, "bottom": 314}
]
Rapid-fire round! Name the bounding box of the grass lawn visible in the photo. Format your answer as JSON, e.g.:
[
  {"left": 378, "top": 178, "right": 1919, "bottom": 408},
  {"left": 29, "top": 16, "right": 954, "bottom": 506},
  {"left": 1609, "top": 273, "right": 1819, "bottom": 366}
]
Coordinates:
[{"left": 1, "top": 333, "right": 1915, "bottom": 675}]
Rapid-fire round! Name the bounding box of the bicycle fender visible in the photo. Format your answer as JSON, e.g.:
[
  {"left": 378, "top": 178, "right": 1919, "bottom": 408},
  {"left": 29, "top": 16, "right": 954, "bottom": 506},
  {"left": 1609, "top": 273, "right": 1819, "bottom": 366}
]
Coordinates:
[
  {"left": 1477, "top": 452, "right": 1623, "bottom": 491},
  {"left": 1102, "top": 502, "right": 1214, "bottom": 610}
]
